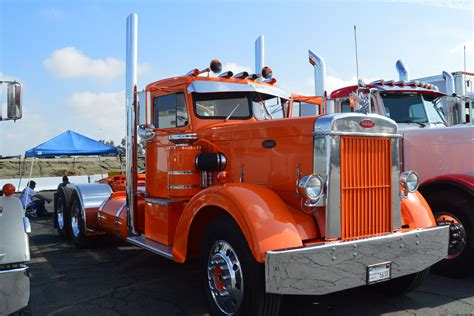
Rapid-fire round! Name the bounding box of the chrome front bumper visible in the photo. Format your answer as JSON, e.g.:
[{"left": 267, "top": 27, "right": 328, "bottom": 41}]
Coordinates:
[
  {"left": 0, "top": 266, "right": 30, "bottom": 315},
  {"left": 265, "top": 226, "right": 449, "bottom": 295}
]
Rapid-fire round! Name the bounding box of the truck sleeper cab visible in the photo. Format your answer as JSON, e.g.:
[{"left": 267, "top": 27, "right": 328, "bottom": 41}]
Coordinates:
[{"left": 57, "top": 14, "right": 449, "bottom": 316}]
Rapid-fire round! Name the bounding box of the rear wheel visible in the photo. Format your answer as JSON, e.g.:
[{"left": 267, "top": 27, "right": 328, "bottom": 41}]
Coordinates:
[
  {"left": 424, "top": 189, "right": 473, "bottom": 274},
  {"left": 69, "top": 193, "right": 89, "bottom": 248},
  {"left": 201, "top": 215, "right": 280, "bottom": 316}
]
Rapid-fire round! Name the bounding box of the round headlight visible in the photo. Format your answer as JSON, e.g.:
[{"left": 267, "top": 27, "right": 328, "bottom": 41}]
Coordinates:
[
  {"left": 298, "top": 174, "right": 324, "bottom": 201},
  {"left": 400, "top": 170, "right": 419, "bottom": 193}
]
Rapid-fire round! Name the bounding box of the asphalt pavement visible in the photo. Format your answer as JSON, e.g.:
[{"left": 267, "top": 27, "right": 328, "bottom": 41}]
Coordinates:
[{"left": 26, "top": 192, "right": 474, "bottom": 316}]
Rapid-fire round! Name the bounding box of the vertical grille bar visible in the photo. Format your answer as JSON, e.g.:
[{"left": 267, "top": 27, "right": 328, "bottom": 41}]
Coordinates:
[{"left": 340, "top": 136, "right": 392, "bottom": 239}]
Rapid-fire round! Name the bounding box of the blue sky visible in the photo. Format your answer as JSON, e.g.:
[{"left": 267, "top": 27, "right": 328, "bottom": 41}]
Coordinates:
[{"left": 0, "top": 0, "right": 472, "bottom": 156}]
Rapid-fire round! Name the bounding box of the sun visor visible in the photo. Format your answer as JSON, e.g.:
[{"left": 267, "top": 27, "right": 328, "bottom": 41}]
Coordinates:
[{"left": 187, "top": 80, "right": 290, "bottom": 100}]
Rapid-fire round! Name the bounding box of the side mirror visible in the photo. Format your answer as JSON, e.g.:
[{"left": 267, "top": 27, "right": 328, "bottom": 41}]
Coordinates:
[
  {"left": 138, "top": 123, "right": 156, "bottom": 141},
  {"left": 7, "top": 82, "right": 22, "bottom": 120},
  {"left": 442, "top": 96, "right": 465, "bottom": 126}
]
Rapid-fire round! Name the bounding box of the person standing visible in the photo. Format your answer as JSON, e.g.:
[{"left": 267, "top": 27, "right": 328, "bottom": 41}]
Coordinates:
[{"left": 20, "top": 181, "right": 52, "bottom": 217}]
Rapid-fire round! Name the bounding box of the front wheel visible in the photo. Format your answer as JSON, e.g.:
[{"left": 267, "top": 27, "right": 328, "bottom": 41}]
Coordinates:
[{"left": 200, "top": 215, "right": 280, "bottom": 316}]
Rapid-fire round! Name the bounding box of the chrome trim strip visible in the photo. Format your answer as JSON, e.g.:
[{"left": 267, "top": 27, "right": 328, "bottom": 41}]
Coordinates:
[
  {"left": 168, "top": 184, "right": 200, "bottom": 190},
  {"left": 391, "top": 138, "right": 401, "bottom": 230},
  {"left": 0, "top": 265, "right": 28, "bottom": 274},
  {"left": 315, "top": 131, "right": 402, "bottom": 138},
  {"left": 326, "top": 135, "right": 341, "bottom": 238},
  {"left": 145, "top": 198, "right": 187, "bottom": 205},
  {"left": 265, "top": 226, "right": 449, "bottom": 295},
  {"left": 168, "top": 170, "right": 195, "bottom": 175},
  {"left": 127, "top": 235, "right": 173, "bottom": 259}
]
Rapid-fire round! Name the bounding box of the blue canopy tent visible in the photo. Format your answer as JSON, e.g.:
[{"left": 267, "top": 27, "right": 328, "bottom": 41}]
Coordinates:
[
  {"left": 25, "top": 130, "right": 118, "bottom": 157},
  {"left": 20, "top": 131, "right": 118, "bottom": 203}
]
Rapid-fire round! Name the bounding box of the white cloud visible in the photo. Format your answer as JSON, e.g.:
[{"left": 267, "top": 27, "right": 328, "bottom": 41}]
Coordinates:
[
  {"left": 222, "top": 63, "right": 253, "bottom": 75},
  {"left": 0, "top": 108, "right": 61, "bottom": 157},
  {"left": 43, "top": 47, "right": 123, "bottom": 80},
  {"left": 43, "top": 47, "right": 152, "bottom": 81},
  {"left": 65, "top": 91, "right": 125, "bottom": 145}
]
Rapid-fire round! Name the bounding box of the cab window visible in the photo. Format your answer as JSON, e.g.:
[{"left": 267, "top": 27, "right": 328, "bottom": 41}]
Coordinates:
[{"left": 153, "top": 93, "right": 188, "bottom": 128}]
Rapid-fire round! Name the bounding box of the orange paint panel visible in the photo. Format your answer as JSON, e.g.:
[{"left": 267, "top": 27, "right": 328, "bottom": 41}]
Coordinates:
[{"left": 145, "top": 201, "right": 185, "bottom": 245}]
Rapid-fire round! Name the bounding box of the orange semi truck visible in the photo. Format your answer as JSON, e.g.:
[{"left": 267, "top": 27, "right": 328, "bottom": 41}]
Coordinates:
[{"left": 55, "top": 14, "right": 450, "bottom": 315}]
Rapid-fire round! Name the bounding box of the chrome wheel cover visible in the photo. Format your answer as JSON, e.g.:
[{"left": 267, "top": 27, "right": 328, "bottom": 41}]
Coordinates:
[
  {"left": 71, "top": 201, "right": 80, "bottom": 238},
  {"left": 57, "top": 198, "right": 64, "bottom": 230},
  {"left": 207, "top": 240, "right": 244, "bottom": 315}
]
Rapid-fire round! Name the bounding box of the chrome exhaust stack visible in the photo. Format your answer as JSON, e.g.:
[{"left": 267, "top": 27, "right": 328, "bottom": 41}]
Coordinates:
[
  {"left": 125, "top": 13, "right": 138, "bottom": 235},
  {"left": 255, "top": 35, "right": 264, "bottom": 74},
  {"left": 396, "top": 59, "right": 409, "bottom": 81},
  {"left": 442, "top": 71, "right": 455, "bottom": 95},
  {"left": 308, "top": 49, "right": 329, "bottom": 111}
]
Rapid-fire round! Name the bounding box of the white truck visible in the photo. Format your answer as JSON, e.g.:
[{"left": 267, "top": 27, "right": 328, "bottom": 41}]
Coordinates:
[{"left": 0, "top": 80, "right": 31, "bottom": 315}]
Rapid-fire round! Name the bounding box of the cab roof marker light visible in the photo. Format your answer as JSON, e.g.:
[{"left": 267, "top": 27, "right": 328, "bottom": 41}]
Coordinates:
[
  {"left": 218, "top": 71, "right": 234, "bottom": 78},
  {"left": 264, "top": 78, "right": 277, "bottom": 84},
  {"left": 395, "top": 80, "right": 407, "bottom": 87},
  {"left": 371, "top": 79, "right": 385, "bottom": 86},
  {"left": 385, "top": 80, "right": 395, "bottom": 86},
  {"left": 247, "top": 74, "right": 260, "bottom": 81},
  {"left": 407, "top": 80, "right": 420, "bottom": 87},
  {"left": 233, "top": 71, "right": 249, "bottom": 79}
]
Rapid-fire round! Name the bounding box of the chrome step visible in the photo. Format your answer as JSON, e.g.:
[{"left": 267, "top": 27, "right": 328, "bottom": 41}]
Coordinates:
[{"left": 127, "top": 235, "right": 173, "bottom": 260}]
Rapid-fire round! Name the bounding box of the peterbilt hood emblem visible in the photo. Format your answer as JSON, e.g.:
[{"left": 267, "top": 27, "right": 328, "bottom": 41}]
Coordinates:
[{"left": 359, "top": 119, "right": 375, "bottom": 128}]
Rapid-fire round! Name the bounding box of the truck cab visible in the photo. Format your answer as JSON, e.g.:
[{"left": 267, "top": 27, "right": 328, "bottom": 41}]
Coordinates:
[
  {"left": 58, "top": 14, "right": 450, "bottom": 316},
  {"left": 330, "top": 82, "right": 449, "bottom": 129}
]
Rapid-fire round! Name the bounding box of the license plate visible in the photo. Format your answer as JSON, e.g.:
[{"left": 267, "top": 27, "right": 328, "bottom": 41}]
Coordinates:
[{"left": 367, "top": 262, "right": 391, "bottom": 284}]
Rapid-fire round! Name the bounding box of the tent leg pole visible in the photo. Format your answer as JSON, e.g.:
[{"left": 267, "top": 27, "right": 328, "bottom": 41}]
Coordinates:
[
  {"left": 98, "top": 156, "right": 104, "bottom": 179},
  {"left": 24, "top": 157, "right": 35, "bottom": 211}
]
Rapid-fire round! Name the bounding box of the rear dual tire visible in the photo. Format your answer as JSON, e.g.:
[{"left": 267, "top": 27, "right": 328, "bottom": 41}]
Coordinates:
[
  {"left": 54, "top": 187, "right": 73, "bottom": 240},
  {"left": 69, "top": 193, "right": 89, "bottom": 248}
]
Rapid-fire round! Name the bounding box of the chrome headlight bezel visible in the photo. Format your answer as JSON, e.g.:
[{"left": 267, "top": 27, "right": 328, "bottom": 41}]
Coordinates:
[
  {"left": 298, "top": 174, "right": 324, "bottom": 203},
  {"left": 399, "top": 170, "right": 419, "bottom": 194}
]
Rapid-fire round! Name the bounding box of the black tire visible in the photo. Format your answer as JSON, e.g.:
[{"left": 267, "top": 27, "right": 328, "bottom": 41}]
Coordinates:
[
  {"left": 373, "top": 268, "right": 430, "bottom": 295},
  {"left": 69, "top": 192, "right": 89, "bottom": 248},
  {"left": 424, "top": 189, "right": 473, "bottom": 275},
  {"left": 54, "top": 188, "right": 71, "bottom": 240},
  {"left": 200, "top": 215, "right": 281, "bottom": 316}
]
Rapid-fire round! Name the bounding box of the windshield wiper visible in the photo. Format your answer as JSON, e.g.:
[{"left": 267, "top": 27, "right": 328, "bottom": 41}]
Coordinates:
[
  {"left": 225, "top": 104, "right": 240, "bottom": 121},
  {"left": 398, "top": 120, "right": 426, "bottom": 127}
]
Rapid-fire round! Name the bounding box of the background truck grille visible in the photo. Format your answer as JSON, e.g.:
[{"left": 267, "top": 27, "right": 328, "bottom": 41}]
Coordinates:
[{"left": 340, "top": 136, "right": 392, "bottom": 239}]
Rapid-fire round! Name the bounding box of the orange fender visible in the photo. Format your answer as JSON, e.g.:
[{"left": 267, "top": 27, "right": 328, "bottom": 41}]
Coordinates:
[
  {"left": 172, "top": 183, "right": 304, "bottom": 263},
  {"left": 401, "top": 191, "right": 436, "bottom": 228}
]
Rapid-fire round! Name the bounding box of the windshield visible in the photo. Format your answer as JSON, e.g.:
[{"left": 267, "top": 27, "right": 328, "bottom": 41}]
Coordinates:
[
  {"left": 193, "top": 92, "right": 284, "bottom": 120},
  {"left": 381, "top": 93, "right": 446, "bottom": 125}
]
